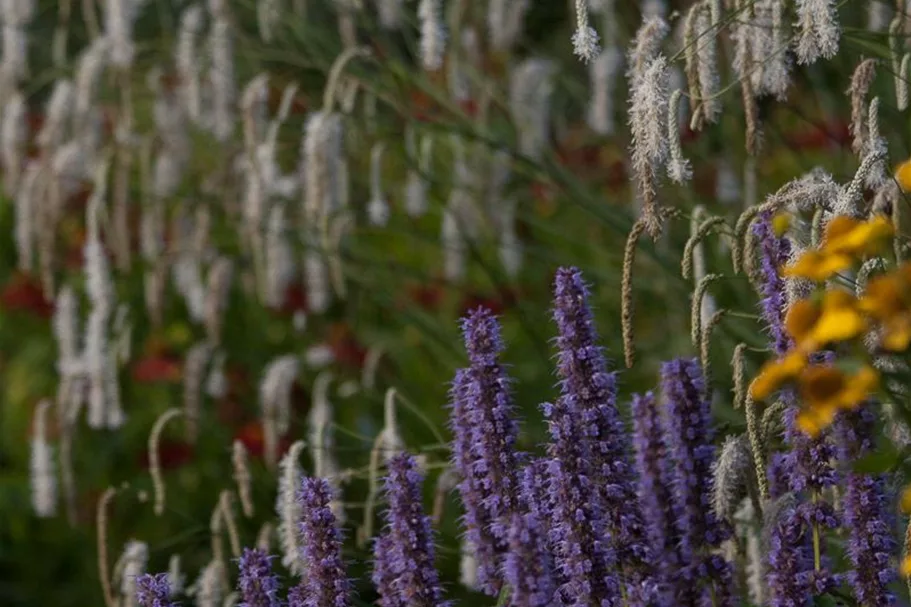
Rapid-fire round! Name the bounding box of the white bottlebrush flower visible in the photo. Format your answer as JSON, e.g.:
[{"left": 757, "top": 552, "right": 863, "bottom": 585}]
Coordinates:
[
  {"left": 176, "top": 4, "right": 205, "bottom": 123},
  {"left": 629, "top": 55, "right": 670, "bottom": 183},
  {"left": 794, "top": 0, "right": 840, "bottom": 65},
  {"left": 303, "top": 111, "right": 345, "bottom": 220},
  {"left": 418, "top": 0, "right": 446, "bottom": 71},
  {"left": 190, "top": 560, "right": 224, "bottom": 607},
  {"left": 104, "top": 0, "right": 137, "bottom": 68},
  {"left": 14, "top": 161, "right": 40, "bottom": 272},
  {"left": 0, "top": 0, "right": 36, "bottom": 25},
  {"left": 260, "top": 354, "right": 299, "bottom": 469},
  {"left": 305, "top": 343, "right": 335, "bottom": 368},
  {"left": 304, "top": 250, "right": 330, "bottom": 314},
  {"left": 1, "top": 89, "right": 26, "bottom": 196},
  {"left": 640, "top": 0, "right": 666, "bottom": 18},
  {"left": 509, "top": 59, "right": 556, "bottom": 160},
  {"left": 30, "top": 399, "right": 57, "bottom": 518},
  {"left": 587, "top": 46, "right": 623, "bottom": 135},
  {"left": 497, "top": 198, "right": 522, "bottom": 278},
  {"left": 74, "top": 37, "right": 110, "bottom": 126},
  {"left": 183, "top": 341, "right": 213, "bottom": 443},
  {"left": 867, "top": 3, "right": 891, "bottom": 32},
  {"left": 570, "top": 0, "right": 600, "bottom": 62},
  {"left": 54, "top": 285, "right": 81, "bottom": 377},
  {"left": 487, "top": 0, "right": 528, "bottom": 52},
  {"left": 441, "top": 205, "right": 465, "bottom": 282},
  {"left": 205, "top": 350, "right": 227, "bottom": 399},
  {"left": 167, "top": 555, "right": 186, "bottom": 596},
  {"left": 366, "top": 143, "right": 389, "bottom": 226},
  {"left": 257, "top": 0, "right": 280, "bottom": 41},
  {"left": 2, "top": 24, "right": 27, "bottom": 80},
  {"left": 204, "top": 257, "right": 234, "bottom": 344},
  {"left": 666, "top": 90, "right": 691, "bottom": 184},
  {"left": 459, "top": 539, "right": 480, "bottom": 590},
  {"left": 118, "top": 540, "right": 148, "bottom": 607},
  {"left": 264, "top": 202, "right": 295, "bottom": 309},
  {"left": 37, "top": 79, "right": 75, "bottom": 150},
  {"left": 376, "top": 0, "right": 402, "bottom": 30},
  {"left": 693, "top": 6, "right": 724, "bottom": 121},
  {"left": 276, "top": 441, "right": 305, "bottom": 574},
  {"left": 405, "top": 134, "right": 432, "bottom": 217},
  {"left": 626, "top": 15, "right": 669, "bottom": 87},
  {"left": 208, "top": 16, "right": 235, "bottom": 142},
  {"left": 715, "top": 158, "right": 740, "bottom": 205}
]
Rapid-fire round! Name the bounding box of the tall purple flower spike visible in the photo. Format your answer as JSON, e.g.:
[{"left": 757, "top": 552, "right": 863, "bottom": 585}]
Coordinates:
[
  {"left": 630, "top": 391, "right": 676, "bottom": 600},
  {"left": 836, "top": 405, "right": 897, "bottom": 606},
  {"left": 753, "top": 211, "right": 792, "bottom": 357},
  {"left": 551, "top": 267, "right": 649, "bottom": 571},
  {"left": 372, "top": 453, "right": 447, "bottom": 607},
  {"left": 448, "top": 307, "right": 522, "bottom": 595},
  {"left": 503, "top": 464, "right": 556, "bottom": 607},
  {"left": 660, "top": 358, "right": 734, "bottom": 606},
  {"left": 237, "top": 548, "right": 283, "bottom": 607},
  {"left": 288, "top": 477, "right": 351, "bottom": 607},
  {"left": 136, "top": 573, "right": 176, "bottom": 607}
]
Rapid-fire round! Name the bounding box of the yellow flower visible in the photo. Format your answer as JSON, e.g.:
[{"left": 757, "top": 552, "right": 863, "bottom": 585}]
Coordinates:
[
  {"left": 902, "top": 555, "right": 911, "bottom": 578},
  {"left": 901, "top": 485, "right": 911, "bottom": 514},
  {"left": 782, "top": 250, "right": 853, "bottom": 281},
  {"left": 771, "top": 213, "right": 791, "bottom": 237},
  {"left": 859, "top": 263, "right": 911, "bottom": 352},
  {"left": 783, "top": 215, "right": 894, "bottom": 281},
  {"left": 795, "top": 365, "right": 879, "bottom": 436},
  {"left": 749, "top": 351, "right": 807, "bottom": 401},
  {"left": 784, "top": 299, "right": 821, "bottom": 344},
  {"left": 823, "top": 214, "right": 894, "bottom": 257},
  {"left": 896, "top": 157, "right": 911, "bottom": 193},
  {"left": 806, "top": 290, "right": 867, "bottom": 347}
]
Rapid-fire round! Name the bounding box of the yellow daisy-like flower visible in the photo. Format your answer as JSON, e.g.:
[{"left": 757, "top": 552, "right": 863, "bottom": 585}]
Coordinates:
[
  {"left": 771, "top": 212, "right": 791, "bottom": 237},
  {"left": 806, "top": 290, "right": 867, "bottom": 347},
  {"left": 895, "top": 157, "right": 911, "bottom": 193},
  {"left": 795, "top": 365, "right": 879, "bottom": 437},
  {"left": 782, "top": 250, "right": 854, "bottom": 281},
  {"left": 901, "top": 485, "right": 911, "bottom": 514},
  {"left": 749, "top": 351, "right": 807, "bottom": 402},
  {"left": 859, "top": 262, "right": 911, "bottom": 352},
  {"left": 902, "top": 556, "right": 911, "bottom": 578}
]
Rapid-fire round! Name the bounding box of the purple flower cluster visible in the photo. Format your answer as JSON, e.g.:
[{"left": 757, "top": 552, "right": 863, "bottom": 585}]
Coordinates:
[
  {"left": 503, "top": 465, "right": 556, "bottom": 607},
  {"left": 660, "top": 358, "right": 733, "bottom": 605},
  {"left": 136, "top": 573, "right": 175, "bottom": 607},
  {"left": 290, "top": 477, "right": 351, "bottom": 607},
  {"left": 753, "top": 211, "right": 792, "bottom": 356},
  {"left": 372, "top": 453, "right": 447, "bottom": 607},
  {"left": 836, "top": 405, "right": 897, "bottom": 605},
  {"left": 550, "top": 268, "right": 649, "bottom": 569},
  {"left": 448, "top": 308, "right": 522, "bottom": 595},
  {"left": 238, "top": 548, "right": 283, "bottom": 607}
]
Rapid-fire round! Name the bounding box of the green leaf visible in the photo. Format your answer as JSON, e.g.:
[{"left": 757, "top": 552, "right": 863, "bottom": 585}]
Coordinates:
[{"left": 853, "top": 442, "right": 901, "bottom": 474}]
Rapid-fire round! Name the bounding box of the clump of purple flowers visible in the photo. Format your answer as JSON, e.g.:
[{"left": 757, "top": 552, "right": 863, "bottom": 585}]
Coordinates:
[
  {"left": 136, "top": 573, "right": 176, "bottom": 607},
  {"left": 372, "top": 452, "right": 447, "bottom": 607},
  {"left": 237, "top": 548, "right": 282, "bottom": 607}
]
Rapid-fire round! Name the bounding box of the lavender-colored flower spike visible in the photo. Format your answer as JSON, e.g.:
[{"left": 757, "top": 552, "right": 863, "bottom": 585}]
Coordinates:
[
  {"left": 630, "top": 391, "right": 676, "bottom": 597},
  {"left": 660, "top": 358, "right": 734, "bottom": 605},
  {"left": 288, "top": 477, "right": 350, "bottom": 607},
  {"left": 136, "top": 573, "right": 176, "bottom": 607},
  {"left": 448, "top": 308, "right": 521, "bottom": 595},
  {"left": 503, "top": 466, "right": 556, "bottom": 607},
  {"left": 753, "top": 212, "right": 792, "bottom": 357},
  {"left": 765, "top": 496, "right": 813, "bottom": 607},
  {"left": 448, "top": 369, "right": 501, "bottom": 594},
  {"left": 836, "top": 405, "right": 897, "bottom": 606},
  {"left": 551, "top": 267, "right": 649, "bottom": 571},
  {"left": 237, "top": 548, "right": 283, "bottom": 607},
  {"left": 373, "top": 453, "right": 446, "bottom": 607}
]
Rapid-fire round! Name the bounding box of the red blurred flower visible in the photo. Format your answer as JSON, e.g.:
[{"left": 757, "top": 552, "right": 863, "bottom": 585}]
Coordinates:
[
  {"left": 406, "top": 282, "right": 445, "bottom": 311},
  {"left": 233, "top": 420, "right": 293, "bottom": 460},
  {"left": 132, "top": 355, "right": 182, "bottom": 383},
  {"left": 328, "top": 322, "right": 367, "bottom": 369},
  {"left": 139, "top": 438, "right": 194, "bottom": 471},
  {"left": 0, "top": 272, "right": 52, "bottom": 318},
  {"left": 784, "top": 118, "right": 850, "bottom": 151}
]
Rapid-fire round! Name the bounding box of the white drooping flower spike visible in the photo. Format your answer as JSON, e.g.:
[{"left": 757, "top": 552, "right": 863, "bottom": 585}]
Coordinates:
[{"left": 30, "top": 399, "right": 57, "bottom": 518}]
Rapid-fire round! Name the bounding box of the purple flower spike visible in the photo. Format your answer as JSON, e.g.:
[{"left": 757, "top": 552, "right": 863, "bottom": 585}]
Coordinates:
[
  {"left": 752, "top": 212, "right": 792, "bottom": 357},
  {"left": 503, "top": 466, "right": 556, "bottom": 607},
  {"left": 630, "top": 391, "right": 676, "bottom": 597},
  {"left": 373, "top": 453, "right": 446, "bottom": 607},
  {"left": 660, "top": 358, "right": 733, "bottom": 604},
  {"left": 237, "top": 548, "right": 283, "bottom": 607},
  {"left": 551, "top": 268, "right": 649, "bottom": 569},
  {"left": 766, "top": 497, "right": 813, "bottom": 607},
  {"left": 136, "top": 573, "right": 176, "bottom": 607},
  {"left": 837, "top": 406, "right": 897, "bottom": 606},
  {"left": 288, "top": 477, "right": 350, "bottom": 607},
  {"left": 448, "top": 308, "right": 522, "bottom": 595}
]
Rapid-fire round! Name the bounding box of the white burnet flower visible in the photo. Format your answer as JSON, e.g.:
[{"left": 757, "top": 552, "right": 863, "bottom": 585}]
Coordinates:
[
  {"left": 627, "top": 15, "right": 669, "bottom": 88},
  {"left": 37, "top": 79, "right": 75, "bottom": 150},
  {"left": 1, "top": 89, "right": 27, "bottom": 196},
  {"left": 30, "top": 399, "right": 57, "bottom": 518},
  {"left": 260, "top": 354, "right": 300, "bottom": 469},
  {"left": 509, "top": 59, "right": 556, "bottom": 161},
  {"left": 176, "top": 4, "right": 205, "bottom": 123},
  {"left": 794, "top": 0, "right": 840, "bottom": 65},
  {"left": 487, "top": 0, "right": 528, "bottom": 52},
  {"left": 570, "top": 0, "right": 600, "bottom": 62},
  {"left": 629, "top": 55, "right": 670, "bottom": 187},
  {"left": 366, "top": 142, "right": 389, "bottom": 226},
  {"left": 264, "top": 202, "right": 296, "bottom": 309},
  {"left": 405, "top": 133, "right": 432, "bottom": 217},
  {"left": 276, "top": 441, "right": 305, "bottom": 574},
  {"left": 117, "top": 540, "right": 149, "bottom": 607},
  {"left": 376, "top": 0, "right": 403, "bottom": 30},
  {"left": 2, "top": 24, "right": 27, "bottom": 80},
  {"left": 257, "top": 0, "right": 280, "bottom": 41},
  {"left": 666, "top": 89, "right": 691, "bottom": 184},
  {"left": 587, "top": 46, "right": 623, "bottom": 136},
  {"left": 208, "top": 16, "right": 235, "bottom": 142},
  {"left": 74, "top": 37, "right": 111, "bottom": 126},
  {"left": 0, "top": 0, "right": 36, "bottom": 25},
  {"left": 418, "top": 0, "right": 446, "bottom": 71}
]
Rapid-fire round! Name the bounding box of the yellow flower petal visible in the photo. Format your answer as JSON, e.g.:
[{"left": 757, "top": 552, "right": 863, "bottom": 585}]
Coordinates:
[
  {"left": 796, "top": 405, "right": 837, "bottom": 438},
  {"left": 825, "top": 214, "right": 894, "bottom": 256},
  {"left": 750, "top": 351, "right": 807, "bottom": 401},
  {"left": 783, "top": 251, "right": 853, "bottom": 281},
  {"left": 785, "top": 299, "right": 821, "bottom": 344},
  {"left": 882, "top": 317, "right": 911, "bottom": 352},
  {"left": 896, "top": 158, "right": 911, "bottom": 193},
  {"left": 771, "top": 213, "right": 791, "bottom": 237},
  {"left": 901, "top": 485, "right": 911, "bottom": 514}
]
